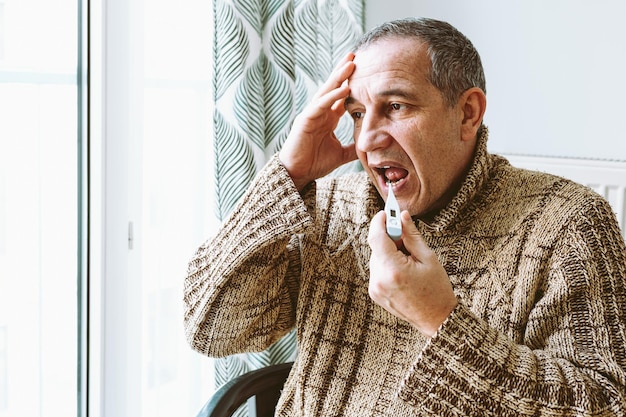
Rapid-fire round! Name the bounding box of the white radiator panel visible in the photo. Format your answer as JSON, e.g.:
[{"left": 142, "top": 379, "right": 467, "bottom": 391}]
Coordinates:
[{"left": 503, "top": 155, "right": 626, "bottom": 240}]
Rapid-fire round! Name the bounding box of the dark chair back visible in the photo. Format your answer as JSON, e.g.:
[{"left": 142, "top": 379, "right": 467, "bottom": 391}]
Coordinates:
[{"left": 196, "top": 362, "right": 294, "bottom": 417}]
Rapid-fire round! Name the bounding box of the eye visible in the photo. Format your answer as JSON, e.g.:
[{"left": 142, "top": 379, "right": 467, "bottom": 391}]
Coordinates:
[
  {"left": 390, "top": 103, "right": 403, "bottom": 111},
  {"left": 351, "top": 111, "right": 363, "bottom": 120}
]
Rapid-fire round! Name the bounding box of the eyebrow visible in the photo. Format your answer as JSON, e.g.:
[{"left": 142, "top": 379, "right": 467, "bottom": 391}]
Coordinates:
[
  {"left": 344, "top": 96, "right": 357, "bottom": 108},
  {"left": 344, "top": 88, "right": 417, "bottom": 109}
]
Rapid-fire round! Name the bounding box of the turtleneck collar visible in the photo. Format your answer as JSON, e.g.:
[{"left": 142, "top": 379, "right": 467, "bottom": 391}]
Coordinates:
[
  {"left": 362, "top": 126, "right": 500, "bottom": 233},
  {"left": 412, "top": 126, "right": 496, "bottom": 233}
]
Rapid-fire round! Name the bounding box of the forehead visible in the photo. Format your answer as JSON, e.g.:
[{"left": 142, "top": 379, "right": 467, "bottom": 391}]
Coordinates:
[{"left": 348, "top": 38, "right": 432, "bottom": 99}]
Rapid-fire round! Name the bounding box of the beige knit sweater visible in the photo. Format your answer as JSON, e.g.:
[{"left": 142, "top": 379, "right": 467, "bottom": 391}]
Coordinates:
[{"left": 184, "top": 132, "right": 626, "bottom": 416}]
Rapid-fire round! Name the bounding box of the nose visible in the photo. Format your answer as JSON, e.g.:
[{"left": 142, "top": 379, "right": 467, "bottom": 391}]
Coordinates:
[{"left": 355, "top": 114, "right": 392, "bottom": 153}]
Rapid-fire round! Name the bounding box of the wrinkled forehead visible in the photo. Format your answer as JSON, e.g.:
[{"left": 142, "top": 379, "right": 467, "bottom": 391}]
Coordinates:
[
  {"left": 351, "top": 37, "right": 429, "bottom": 74},
  {"left": 354, "top": 36, "right": 429, "bottom": 60},
  {"left": 348, "top": 38, "right": 431, "bottom": 88}
]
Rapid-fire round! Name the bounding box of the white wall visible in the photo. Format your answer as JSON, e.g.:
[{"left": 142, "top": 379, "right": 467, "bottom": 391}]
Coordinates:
[{"left": 365, "top": 0, "right": 626, "bottom": 161}]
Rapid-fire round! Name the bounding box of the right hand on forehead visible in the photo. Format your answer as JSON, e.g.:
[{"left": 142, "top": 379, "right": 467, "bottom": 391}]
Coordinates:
[{"left": 279, "top": 53, "right": 358, "bottom": 191}]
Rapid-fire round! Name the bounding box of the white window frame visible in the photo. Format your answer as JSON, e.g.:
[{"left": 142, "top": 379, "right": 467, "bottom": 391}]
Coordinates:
[{"left": 88, "top": 1, "right": 215, "bottom": 415}]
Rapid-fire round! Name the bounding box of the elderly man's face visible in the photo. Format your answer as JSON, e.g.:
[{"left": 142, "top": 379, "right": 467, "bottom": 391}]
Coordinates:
[{"left": 346, "top": 37, "right": 475, "bottom": 218}]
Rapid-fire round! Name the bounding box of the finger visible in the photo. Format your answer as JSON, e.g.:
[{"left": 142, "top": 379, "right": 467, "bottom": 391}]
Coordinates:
[
  {"left": 313, "top": 58, "right": 355, "bottom": 100},
  {"left": 330, "top": 93, "right": 348, "bottom": 113},
  {"left": 334, "top": 51, "right": 356, "bottom": 69},
  {"left": 368, "top": 211, "right": 400, "bottom": 254},
  {"left": 399, "top": 211, "right": 435, "bottom": 263},
  {"left": 329, "top": 52, "right": 356, "bottom": 80},
  {"left": 308, "top": 84, "right": 350, "bottom": 116},
  {"left": 340, "top": 142, "right": 357, "bottom": 165}
]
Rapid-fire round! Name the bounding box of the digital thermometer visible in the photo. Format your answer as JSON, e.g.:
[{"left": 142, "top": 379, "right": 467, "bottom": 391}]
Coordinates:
[{"left": 385, "top": 184, "right": 402, "bottom": 241}]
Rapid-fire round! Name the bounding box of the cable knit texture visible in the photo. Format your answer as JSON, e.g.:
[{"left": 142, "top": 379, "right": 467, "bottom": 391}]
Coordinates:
[{"left": 184, "top": 130, "right": 626, "bottom": 416}]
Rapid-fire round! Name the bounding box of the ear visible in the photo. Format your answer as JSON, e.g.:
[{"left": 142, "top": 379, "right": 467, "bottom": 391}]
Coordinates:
[{"left": 459, "top": 87, "right": 487, "bottom": 142}]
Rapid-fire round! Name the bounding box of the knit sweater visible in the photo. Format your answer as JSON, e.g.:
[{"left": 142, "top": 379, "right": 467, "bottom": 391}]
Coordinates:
[{"left": 184, "top": 131, "right": 626, "bottom": 416}]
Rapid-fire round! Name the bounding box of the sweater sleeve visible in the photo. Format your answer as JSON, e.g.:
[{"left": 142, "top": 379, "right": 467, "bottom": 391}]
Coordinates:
[
  {"left": 183, "top": 155, "right": 314, "bottom": 357},
  {"left": 398, "top": 197, "right": 626, "bottom": 416}
]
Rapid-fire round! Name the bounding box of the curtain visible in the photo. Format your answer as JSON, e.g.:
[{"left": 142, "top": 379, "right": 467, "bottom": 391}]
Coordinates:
[{"left": 212, "top": 0, "right": 365, "bottom": 404}]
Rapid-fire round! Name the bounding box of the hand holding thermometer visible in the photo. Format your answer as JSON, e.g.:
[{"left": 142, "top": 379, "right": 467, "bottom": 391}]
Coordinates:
[{"left": 385, "top": 183, "right": 402, "bottom": 241}]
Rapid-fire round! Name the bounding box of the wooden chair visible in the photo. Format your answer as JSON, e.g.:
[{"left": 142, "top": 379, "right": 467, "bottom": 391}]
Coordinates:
[{"left": 195, "top": 362, "right": 294, "bottom": 417}]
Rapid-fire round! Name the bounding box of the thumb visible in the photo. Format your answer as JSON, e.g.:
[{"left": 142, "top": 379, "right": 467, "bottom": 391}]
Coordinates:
[
  {"left": 340, "top": 142, "right": 358, "bottom": 166},
  {"left": 399, "top": 211, "right": 435, "bottom": 262}
]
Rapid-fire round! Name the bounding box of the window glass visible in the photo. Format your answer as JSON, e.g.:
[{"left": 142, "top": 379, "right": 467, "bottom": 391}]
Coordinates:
[
  {"left": 98, "top": 0, "right": 216, "bottom": 415},
  {"left": 0, "top": 0, "right": 79, "bottom": 416},
  {"left": 140, "top": 2, "right": 216, "bottom": 413}
]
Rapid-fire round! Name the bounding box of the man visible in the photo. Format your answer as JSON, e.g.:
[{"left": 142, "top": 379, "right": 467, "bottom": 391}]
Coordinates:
[{"left": 184, "top": 18, "right": 626, "bottom": 416}]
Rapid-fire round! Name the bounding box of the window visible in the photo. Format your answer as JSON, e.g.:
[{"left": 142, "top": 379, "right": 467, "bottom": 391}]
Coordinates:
[
  {"left": 91, "top": 0, "right": 216, "bottom": 415},
  {"left": 0, "top": 0, "right": 216, "bottom": 415},
  {"left": 0, "top": 0, "right": 79, "bottom": 415}
]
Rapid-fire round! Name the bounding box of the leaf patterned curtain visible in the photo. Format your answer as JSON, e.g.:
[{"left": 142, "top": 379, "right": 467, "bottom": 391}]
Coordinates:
[{"left": 212, "top": 0, "right": 365, "bottom": 404}]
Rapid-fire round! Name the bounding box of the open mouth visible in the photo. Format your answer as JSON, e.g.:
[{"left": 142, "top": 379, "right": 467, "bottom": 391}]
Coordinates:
[{"left": 377, "top": 166, "right": 409, "bottom": 186}]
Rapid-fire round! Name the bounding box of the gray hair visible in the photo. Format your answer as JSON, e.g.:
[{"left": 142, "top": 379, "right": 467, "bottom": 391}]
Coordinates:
[{"left": 354, "top": 17, "right": 486, "bottom": 107}]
